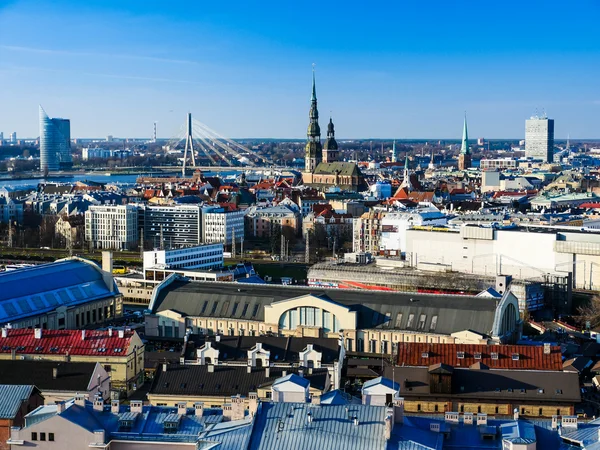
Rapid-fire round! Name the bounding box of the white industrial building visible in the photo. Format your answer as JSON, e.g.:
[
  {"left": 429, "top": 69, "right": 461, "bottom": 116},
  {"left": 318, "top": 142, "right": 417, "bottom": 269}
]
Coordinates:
[
  {"left": 202, "top": 207, "right": 245, "bottom": 245},
  {"left": 85, "top": 204, "right": 138, "bottom": 250},
  {"left": 405, "top": 224, "right": 600, "bottom": 291},
  {"left": 379, "top": 207, "right": 447, "bottom": 256},
  {"left": 143, "top": 243, "right": 224, "bottom": 272}
]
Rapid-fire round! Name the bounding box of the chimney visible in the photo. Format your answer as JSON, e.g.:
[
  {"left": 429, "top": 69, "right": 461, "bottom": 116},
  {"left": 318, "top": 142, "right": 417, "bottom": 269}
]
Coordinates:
[
  {"left": 102, "top": 251, "right": 113, "bottom": 273},
  {"left": 216, "top": 335, "right": 221, "bottom": 342},
  {"left": 552, "top": 415, "right": 559, "bottom": 430},
  {"left": 92, "top": 430, "right": 105, "bottom": 445},
  {"left": 81, "top": 330, "right": 86, "bottom": 340},
  {"left": 194, "top": 402, "right": 204, "bottom": 417},
  {"left": 34, "top": 327, "right": 42, "bottom": 339},
  {"left": 118, "top": 329, "right": 125, "bottom": 339},
  {"left": 354, "top": 416, "right": 359, "bottom": 426},
  {"left": 544, "top": 343, "right": 551, "bottom": 354},
  {"left": 248, "top": 392, "right": 259, "bottom": 416},
  {"left": 10, "top": 427, "right": 20, "bottom": 443},
  {"left": 265, "top": 367, "right": 270, "bottom": 378},
  {"left": 93, "top": 399, "right": 104, "bottom": 412},
  {"left": 311, "top": 395, "right": 321, "bottom": 405},
  {"left": 298, "top": 368, "right": 304, "bottom": 378},
  {"left": 2, "top": 327, "right": 7, "bottom": 338},
  {"left": 308, "top": 367, "right": 313, "bottom": 375},
  {"left": 52, "top": 367, "right": 59, "bottom": 379},
  {"left": 57, "top": 402, "right": 66, "bottom": 414},
  {"left": 75, "top": 393, "right": 86, "bottom": 406},
  {"left": 384, "top": 415, "right": 392, "bottom": 439},
  {"left": 111, "top": 400, "right": 120, "bottom": 414},
  {"left": 162, "top": 362, "right": 168, "bottom": 373},
  {"left": 108, "top": 327, "right": 113, "bottom": 337},
  {"left": 513, "top": 408, "right": 519, "bottom": 421},
  {"left": 307, "top": 412, "right": 313, "bottom": 423},
  {"left": 282, "top": 370, "right": 287, "bottom": 377},
  {"left": 247, "top": 365, "right": 252, "bottom": 374},
  {"left": 177, "top": 402, "right": 187, "bottom": 415},
  {"left": 208, "top": 364, "right": 214, "bottom": 373},
  {"left": 130, "top": 400, "right": 143, "bottom": 414}
]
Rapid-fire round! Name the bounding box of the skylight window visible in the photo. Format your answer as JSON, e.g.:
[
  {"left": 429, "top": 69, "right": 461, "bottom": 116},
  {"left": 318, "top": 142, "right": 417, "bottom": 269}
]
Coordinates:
[
  {"left": 457, "top": 351, "right": 465, "bottom": 359},
  {"left": 491, "top": 352, "right": 499, "bottom": 360},
  {"left": 512, "top": 353, "right": 520, "bottom": 361}
]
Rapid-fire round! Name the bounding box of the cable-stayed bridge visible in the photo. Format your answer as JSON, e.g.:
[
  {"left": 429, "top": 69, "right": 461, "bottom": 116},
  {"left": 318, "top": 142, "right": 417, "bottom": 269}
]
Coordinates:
[{"left": 166, "top": 113, "right": 273, "bottom": 175}]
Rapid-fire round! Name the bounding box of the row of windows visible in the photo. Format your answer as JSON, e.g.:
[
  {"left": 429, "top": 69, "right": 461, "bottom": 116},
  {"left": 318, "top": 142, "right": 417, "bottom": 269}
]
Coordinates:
[{"left": 31, "top": 432, "right": 54, "bottom": 442}]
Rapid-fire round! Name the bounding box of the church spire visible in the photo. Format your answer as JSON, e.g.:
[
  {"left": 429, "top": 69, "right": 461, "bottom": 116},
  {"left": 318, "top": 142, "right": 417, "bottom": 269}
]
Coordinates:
[
  {"left": 391, "top": 140, "right": 397, "bottom": 163},
  {"left": 460, "top": 112, "right": 469, "bottom": 155},
  {"left": 304, "top": 65, "right": 322, "bottom": 173},
  {"left": 323, "top": 116, "right": 339, "bottom": 163},
  {"left": 401, "top": 155, "right": 413, "bottom": 191}
]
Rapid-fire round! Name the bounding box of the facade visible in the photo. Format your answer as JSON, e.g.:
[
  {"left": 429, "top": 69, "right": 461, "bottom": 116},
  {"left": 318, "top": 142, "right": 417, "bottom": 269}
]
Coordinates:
[
  {"left": 480, "top": 158, "right": 519, "bottom": 170},
  {"left": 383, "top": 364, "right": 579, "bottom": 418},
  {"left": 39, "top": 106, "right": 71, "bottom": 172},
  {"left": 245, "top": 205, "right": 300, "bottom": 238},
  {"left": 378, "top": 208, "right": 447, "bottom": 256},
  {"left": 146, "top": 279, "right": 522, "bottom": 354},
  {"left": 54, "top": 215, "right": 84, "bottom": 248},
  {"left": 0, "top": 195, "right": 23, "bottom": 225},
  {"left": 141, "top": 204, "right": 202, "bottom": 248},
  {"left": 352, "top": 210, "right": 385, "bottom": 253},
  {"left": 0, "top": 361, "right": 110, "bottom": 404},
  {"left": 405, "top": 224, "right": 600, "bottom": 294},
  {"left": 525, "top": 116, "right": 554, "bottom": 162},
  {"left": 143, "top": 243, "right": 224, "bottom": 272},
  {"left": 85, "top": 205, "right": 139, "bottom": 250},
  {"left": 202, "top": 207, "right": 245, "bottom": 245},
  {"left": 0, "top": 385, "right": 44, "bottom": 450},
  {"left": 0, "top": 257, "right": 122, "bottom": 330},
  {"left": 0, "top": 328, "right": 144, "bottom": 396}
]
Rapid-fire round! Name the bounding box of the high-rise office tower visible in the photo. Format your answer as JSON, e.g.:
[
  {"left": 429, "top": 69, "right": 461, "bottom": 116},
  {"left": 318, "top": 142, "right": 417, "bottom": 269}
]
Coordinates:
[
  {"left": 39, "top": 106, "right": 72, "bottom": 172},
  {"left": 9, "top": 132, "right": 16, "bottom": 144},
  {"left": 525, "top": 115, "right": 554, "bottom": 162}
]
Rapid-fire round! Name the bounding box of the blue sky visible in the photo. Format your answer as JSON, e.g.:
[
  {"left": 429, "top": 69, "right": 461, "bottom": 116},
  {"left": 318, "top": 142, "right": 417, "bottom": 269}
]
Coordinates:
[{"left": 1, "top": 0, "right": 599, "bottom": 139}]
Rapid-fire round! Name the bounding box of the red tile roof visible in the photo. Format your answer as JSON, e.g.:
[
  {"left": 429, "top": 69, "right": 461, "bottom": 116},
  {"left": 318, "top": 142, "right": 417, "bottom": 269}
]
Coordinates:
[
  {"left": 396, "top": 342, "right": 563, "bottom": 371},
  {"left": 0, "top": 329, "right": 136, "bottom": 357}
]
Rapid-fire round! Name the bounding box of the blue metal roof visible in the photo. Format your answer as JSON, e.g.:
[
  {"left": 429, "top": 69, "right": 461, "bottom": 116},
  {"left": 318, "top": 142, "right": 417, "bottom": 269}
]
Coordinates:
[
  {"left": 248, "top": 402, "right": 388, "bottom": 450},
  {"left": 0, "top": 384, "right": 34, "bottom": 419},
  {"left": 500, "top": 421, "right": 536, "bottom": 444},
  {"left": 0, "top": 259, "right": 114, "bottom": 323},
  {"left": 363, "top": 376, "right": 400, "bottom": 391}
]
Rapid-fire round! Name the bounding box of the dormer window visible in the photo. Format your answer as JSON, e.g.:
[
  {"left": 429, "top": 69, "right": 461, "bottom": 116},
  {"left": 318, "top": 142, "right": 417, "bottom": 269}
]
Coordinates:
[
  {"left": 421, "top": 351, "right": 429, "bottom": 358},
  {"left": 491, "top": 352, "right": 499, "bottom": 360},
  {"left": 474, "top": 352, "right": 482, "bottom": 360},
  {"left": 457, "top": 351, "right": 465, "bottom": 359},
  {"left": 512, "top": 353, "right": 519, "bottom": 361}
]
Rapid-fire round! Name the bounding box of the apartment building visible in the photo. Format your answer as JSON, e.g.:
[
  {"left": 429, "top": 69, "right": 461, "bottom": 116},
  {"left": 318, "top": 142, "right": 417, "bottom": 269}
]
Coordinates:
[{"left": 85, "top": 204, "right": 138, "bottom": 250}]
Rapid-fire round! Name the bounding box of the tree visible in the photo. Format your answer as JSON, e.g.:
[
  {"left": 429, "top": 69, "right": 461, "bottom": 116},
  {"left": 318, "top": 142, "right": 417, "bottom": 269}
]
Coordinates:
[{"left": 576, "top": 295, "right": 600, "bottom": 329}]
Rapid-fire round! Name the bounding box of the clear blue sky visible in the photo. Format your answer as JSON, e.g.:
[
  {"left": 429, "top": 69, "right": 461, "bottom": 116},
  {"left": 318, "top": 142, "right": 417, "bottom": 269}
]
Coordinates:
[{"left": 1, "top": 0, "right": 599, "bottom": 139}]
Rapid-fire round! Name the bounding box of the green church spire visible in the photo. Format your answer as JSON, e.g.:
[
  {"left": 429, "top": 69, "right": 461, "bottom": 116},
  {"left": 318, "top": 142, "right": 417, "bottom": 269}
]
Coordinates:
[{"left": 460, "top": 112, "right": 469, "bottom": 155}]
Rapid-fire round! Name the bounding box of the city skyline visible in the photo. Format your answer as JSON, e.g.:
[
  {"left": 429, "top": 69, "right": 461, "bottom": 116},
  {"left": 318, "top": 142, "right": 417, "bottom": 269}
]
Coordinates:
[{"left": 1, "top": 1, "right": 600, "bottom": 139}]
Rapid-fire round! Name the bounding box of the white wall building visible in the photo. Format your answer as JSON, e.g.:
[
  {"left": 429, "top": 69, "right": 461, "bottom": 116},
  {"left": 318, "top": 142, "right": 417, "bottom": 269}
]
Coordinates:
[
  {"left": 405, "top": 225, "right": 600, "bottom": 290},
  {"left": 143, "top": 243, "right": 224, "bottom": 272},
  {"left": 202, "top": 208, "right": 245, "bottom": 245},
  {"left": 379, "top": 207, "right": 447, "bottom": 256},
  {"left": 85, "top": 204, "right": 138, "bottom": 250}
]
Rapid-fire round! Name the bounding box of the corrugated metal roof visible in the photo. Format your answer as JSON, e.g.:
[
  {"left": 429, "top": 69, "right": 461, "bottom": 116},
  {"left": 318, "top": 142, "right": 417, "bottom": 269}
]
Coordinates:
[
  {"left": 396, "top": 343, "right": 563, "bottom": 371},
  {"left": 0, "top": 329, "right": 136, "bottom": 357},
  {"left": 248, "top": 402, "right": 388, "bottom": 450},
  {"left": 0, "top": 384, "right": 34, "bottom": 419},
  {"left": 0, "top": 259, "right": 115, "bottom": 323}
]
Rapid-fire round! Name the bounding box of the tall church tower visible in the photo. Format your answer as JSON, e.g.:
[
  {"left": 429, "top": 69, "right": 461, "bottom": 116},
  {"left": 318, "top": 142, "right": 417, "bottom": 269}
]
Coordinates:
[
  {"left": 305, "top": 67, "right": 322, "bottom": 172},
  {"left": 458, "top": 113, "right": 471, "bottom": 171},
  {"left": 323, "top": 117, "right": 339, "bottom": 163}
]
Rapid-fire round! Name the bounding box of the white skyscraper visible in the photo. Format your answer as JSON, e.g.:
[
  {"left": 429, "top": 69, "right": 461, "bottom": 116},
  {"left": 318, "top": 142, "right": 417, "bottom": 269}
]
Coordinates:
[{"left": 525, "top": 115, "right": 554, "bottom": 162}]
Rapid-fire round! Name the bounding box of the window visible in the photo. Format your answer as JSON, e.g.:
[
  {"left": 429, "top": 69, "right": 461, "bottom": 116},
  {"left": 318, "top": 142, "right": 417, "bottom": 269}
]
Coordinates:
[
  {"left": 231, "top": 303, "right": 239, "bottom": 316},
  {"left": 406, "top": 314, "right": 415, "bottom": 328},
  {"left": 241, "top": 303, "right": 249, "bottom": 316},
  {"left": 429, "top": 315, "right": 438, "bottom": 332},
  {"left": 474, "top": 352, "right": 482, "bottom": 360},
  {"left": 491, "top": 352, "right": 499, "bottom": 360},
  {"left": 395, "top": 313, "right": 403, "bottom": 328},
  {"left": 49, "top": 433, "right": 54, "bottom": 442},
  {"left": 421, "top": 352, "right": 429, "bottom": 358},
  {"left": 40, "top": 433, "right": 46, "bottom": 441},
  {"left": 457, "top": 351, "right": 465, "bottom": 359},
  {"left": 369, "top": 340, "right": 377, "bottom": 353},
  {"left": 556, "top": 389, "right": 563, "bottom": 395},
  {"left": 104, "top": 365, "right": 112, "bottom": 372},
  {"left": 417, "top": 314, "right": 426, "bottom": 331},
  {"left": 385, "top": 312, "right": 392, "bottom": 327},
  {"left": 31, "top": 432, "right": 38, "bottom": 441},
  {"left": 512, "top": 353, "right": 519, "bottom": 361}
]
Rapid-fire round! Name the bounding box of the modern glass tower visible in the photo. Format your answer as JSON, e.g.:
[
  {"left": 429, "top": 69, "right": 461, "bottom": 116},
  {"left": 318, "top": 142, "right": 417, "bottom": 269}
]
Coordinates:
[{"left": 39, "top": 106, "right": 72, "bottom": 172}]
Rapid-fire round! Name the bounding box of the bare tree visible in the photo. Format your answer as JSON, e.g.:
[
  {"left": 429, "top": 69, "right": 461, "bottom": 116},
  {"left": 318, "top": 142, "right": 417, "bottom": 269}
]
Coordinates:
[{"left": 576, "top": 296, "right": 600, "bottom": 329}]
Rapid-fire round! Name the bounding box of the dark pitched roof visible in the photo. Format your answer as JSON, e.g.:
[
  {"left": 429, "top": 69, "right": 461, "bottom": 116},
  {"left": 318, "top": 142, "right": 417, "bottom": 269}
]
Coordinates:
[
  {"left": 0, "top": 360, "right": 96, "bottom": 392},
  {"left": 383, "top": 366, "right": 581, "bottom": 404},
  {"left": 149, "top": 364, "right": 328, "bottom": 397},
  {"left": 185, "top": 335, "right": 340, "bottom": 365},
  {"left": 153, "top": 280, "right": 500, "bottom": 337},
  {"left": 396, "top": 343, "right": 563, "bottom": 371},
  {"left": 313, "top": 162, "right": 361, "bottom": 176}
]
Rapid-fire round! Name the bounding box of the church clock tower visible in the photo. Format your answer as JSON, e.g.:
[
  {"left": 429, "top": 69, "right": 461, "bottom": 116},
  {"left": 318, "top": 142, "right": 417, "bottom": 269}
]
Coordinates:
[{"left": 304, "top": 67, "right": 322, "bottom": 173}]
